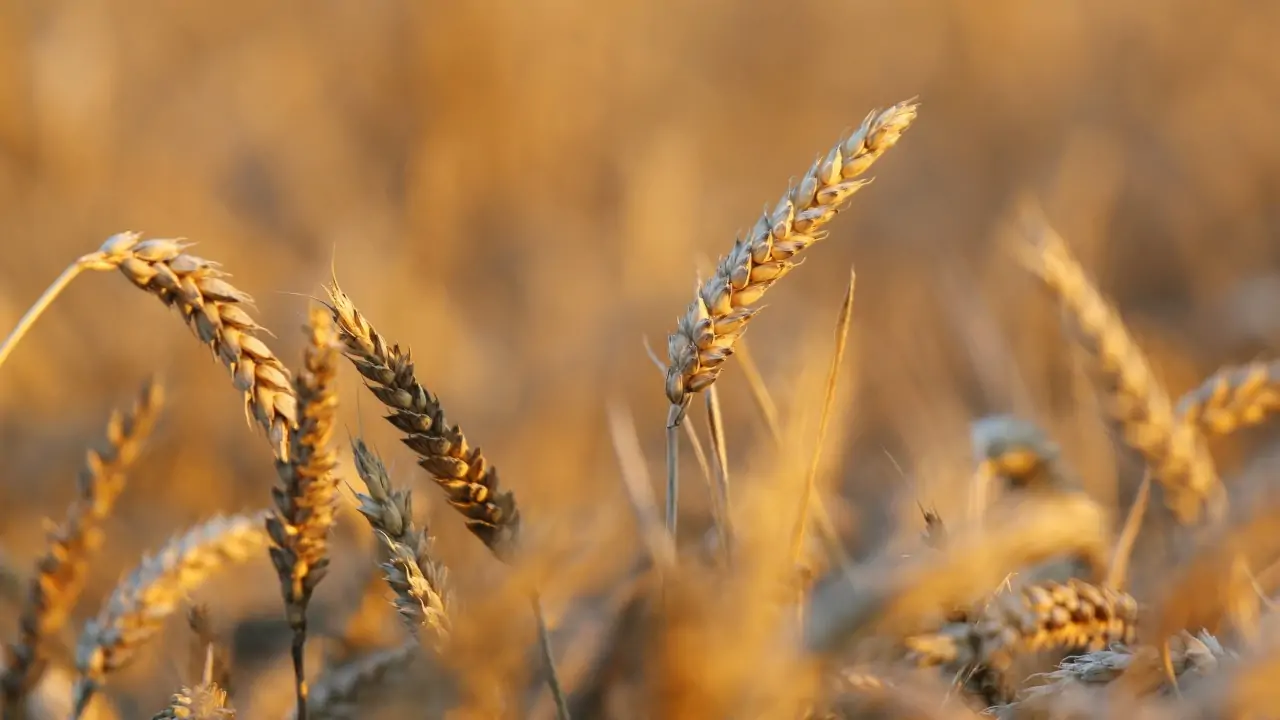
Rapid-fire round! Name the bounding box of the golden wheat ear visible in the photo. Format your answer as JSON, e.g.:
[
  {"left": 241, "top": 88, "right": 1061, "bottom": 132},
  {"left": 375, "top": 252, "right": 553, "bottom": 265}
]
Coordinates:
[
  {"left": 664, "top": 100, "right": 918, "bottom": 412},
  {"left": 1, "top": 377, "right": 164, "bottom": 717},
  {"left": 1015, "top": 206, "right": 1223, "bottom": 525}
]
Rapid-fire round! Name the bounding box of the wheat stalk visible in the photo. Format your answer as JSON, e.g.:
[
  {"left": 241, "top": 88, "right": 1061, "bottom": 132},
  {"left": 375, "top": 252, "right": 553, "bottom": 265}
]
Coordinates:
[
  {"left": 1018, "top": 211, "right": 1223, "bottom": 524},
  {"left": 1, "top": 378, "right": 164, "bottom": 717},
  {"left": 72, "top": 513, "right": 269, "bottom": 718},
  {"left": 350, "top": 439, "right": 452, "bottom": 645},
  {"left": 663, "top": 100, "right": 917, "bottom": 413},
  {"left": 266, "top": 308, "right": 342, "bottom": 720},
  {"left": 1175, "top": 360, "right": 1280, "bottom": 435}
]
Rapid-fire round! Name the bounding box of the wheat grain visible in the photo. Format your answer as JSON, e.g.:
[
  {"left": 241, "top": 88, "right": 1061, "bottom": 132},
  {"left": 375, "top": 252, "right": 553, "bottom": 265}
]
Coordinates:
[
  {"left": 72, "top": 513, "right": 269, "bottom": 717},
  {"left": 1, "top": 378, "right": 164, "bottom": 716},
  {"left": 1175, "top": 360, "right": 1280, "bottom": 436},
  {"left": 664, "top": 100, "right": 917, "bottom": 412},
  {"left": 82, "top": 232, "right": 297, "bottom": 459},
  {"left": 1018, "top": 211, "right": 1223, "bottom": 524}
]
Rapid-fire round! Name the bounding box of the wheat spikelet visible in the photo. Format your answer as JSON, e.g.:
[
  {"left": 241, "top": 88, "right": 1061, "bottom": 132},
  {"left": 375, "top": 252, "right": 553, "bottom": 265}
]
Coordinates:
[
  {"left": 906, "top": 579, "right": 1138, "bottom": 670},
  {"left": 351, "top": 439, "right": 451, "bottom": 644},
  {"left": 266, "top": 308, "right": 341, "bottom": 720},
  {"left": 1, "top": 378, "right": 164, "bottom": 715},
  {"left": 296, "top": 642, "right": 417, "bottom": 720},
  {"left": 663, "top": 100, "right": 918, "bottom": 410},
  {"left": 72, "top": 513, "right": 269, "bottom": 717},
  {"left": 82, "top": 232, "right": 297, "bottom": 459},
  {"left": 1175, "top": 360, "right": 1280, "bottom": 435},
  {"left": 324, "top": 283, "right": 519, "bottom": 559},
  {"left": 151, "top": 683, "right": 235, "bottom": 720},
  {"left": 1018, "top": 213, "right": 1222, "bottom": 523}
]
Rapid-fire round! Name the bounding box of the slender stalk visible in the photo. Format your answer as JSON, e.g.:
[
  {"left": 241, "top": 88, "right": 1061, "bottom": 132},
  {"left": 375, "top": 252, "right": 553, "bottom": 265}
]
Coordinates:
[
  {"left": 737, "top": 340, "right": 784, "bottom": 443},
  {"left": 665, "top": 405, "right": 682, "bottom": 536},
  {"left": 0, "top": 255, "right": 96, "bottom": 370},
  {"left": 1107, "top": 472, "right": 1152, "bottom": 589},
  {"left": 789, "top": 269, "right": 857, "bottom": 565},
  {"left": 608, "top": 401, "right": 678, "bottom": 570},
  {"left": 291, "top": 626, "right": 309, "bottom": 720},
  {"left": 531, "top": 593, "right": 570, "bottom": 720}
]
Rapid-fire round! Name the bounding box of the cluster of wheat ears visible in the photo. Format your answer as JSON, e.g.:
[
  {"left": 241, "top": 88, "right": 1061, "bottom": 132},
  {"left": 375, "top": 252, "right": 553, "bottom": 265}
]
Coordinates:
[{"left": 1, "top": 98, "right": 1279, "bottom": 720}]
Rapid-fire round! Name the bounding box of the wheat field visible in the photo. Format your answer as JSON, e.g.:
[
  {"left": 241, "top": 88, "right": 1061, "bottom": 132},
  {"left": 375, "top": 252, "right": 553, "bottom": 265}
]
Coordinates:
[{"left": 3, "top": 1, "right": 1280, "bottom": 718}]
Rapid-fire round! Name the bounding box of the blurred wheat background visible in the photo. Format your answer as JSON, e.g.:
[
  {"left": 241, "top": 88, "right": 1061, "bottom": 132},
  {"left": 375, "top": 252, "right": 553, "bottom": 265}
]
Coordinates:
[{"left": 2, "top": 0, "right": 1280, "bottom": 717}]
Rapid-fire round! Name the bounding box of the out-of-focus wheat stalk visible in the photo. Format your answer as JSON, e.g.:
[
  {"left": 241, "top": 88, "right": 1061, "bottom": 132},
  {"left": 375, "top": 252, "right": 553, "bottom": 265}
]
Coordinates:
[
  {"left": 1017, "top": 209, "right": 1223, "bottom": 524},
  {"left": 663, "top": 101, "right": 918, "bottom": 411},
  {"left": 266, "top": 308, "right": 341, "bottom": 720},
  {"left": 1, "top": 379, "right": 163, "bottom": 718},
  {"left": 349, "top": 439, "right": 451, "bottom": 645},
  {"left": 71, "top": 514, "right": 269, "bottom": 718},
  {"left": 1176, "top": 360, "right": 1280, "bottom": 435},
  {"left": 298, "top": 642, "right": 417, "bottom": 720}
]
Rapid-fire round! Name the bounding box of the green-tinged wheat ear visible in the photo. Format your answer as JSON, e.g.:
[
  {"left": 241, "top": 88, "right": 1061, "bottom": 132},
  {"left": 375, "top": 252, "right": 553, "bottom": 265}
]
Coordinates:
[{"left": 664, "top": 100, "right": 918, "bottom": 412}]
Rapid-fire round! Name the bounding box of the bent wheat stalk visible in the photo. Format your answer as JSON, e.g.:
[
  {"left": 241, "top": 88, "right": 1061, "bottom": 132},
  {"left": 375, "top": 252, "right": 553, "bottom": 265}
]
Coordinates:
[
  {"left": 1, "top": 378, "right": 164, "bottom": 717},
  {"left": 72, "top": 514, "right": 269, "bottom": 718},
  {"left": 1017, "top": 210, "right": 1223, "bottom": 524},
  {"left": 266, "top": 308, "right": 341, "bottom": 720},
  {"left": 663, "top": 100, "right": 918, "bottom": 413}
]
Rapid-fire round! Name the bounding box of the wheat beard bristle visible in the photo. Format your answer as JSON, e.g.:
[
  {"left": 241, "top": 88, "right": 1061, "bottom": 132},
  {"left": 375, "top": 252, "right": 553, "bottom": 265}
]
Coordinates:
[{"left": 664, "top": 100, "right": 918, "bottom": 412}]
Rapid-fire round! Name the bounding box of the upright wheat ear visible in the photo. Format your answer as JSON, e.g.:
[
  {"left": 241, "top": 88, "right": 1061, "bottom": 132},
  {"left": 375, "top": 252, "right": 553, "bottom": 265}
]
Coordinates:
[{"left": 664, "top": 100, "right": 917, "bottom": 412}]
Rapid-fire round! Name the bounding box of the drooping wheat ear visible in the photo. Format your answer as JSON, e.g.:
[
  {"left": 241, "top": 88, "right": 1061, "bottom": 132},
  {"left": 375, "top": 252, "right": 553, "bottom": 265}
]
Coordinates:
[
  {"left": 151, "top": 683, "right": 234, "bottom": 720},
  {"left": 324, "top": 283, "right": 520, "bottom": 559},
  {"left": 906, "top": 579, "right": 1138, "bottom": 670},
  {"left": 72, "top": 513, "right": 270, "bottom": 718},
  {"left": 663, "top": 100, "right": 918, "bottom": 412},
  {"left": 82, "top": 232, "right": 298, "bottom": 459},
  {"left": 1175, "top": 360, "right": 1280, "bottom": 435},
  {"left": 1, "top": 377, "right": 164, "bottom": 716},
  {"left": 350, "top": 439, "right": 452, "bottom": 645},
  {"left": 1018, "top": 213, "right": 1223, "bottom": 524},
  {"left": 297, "top": 641, "right": 417, "bottom": 720},
  {"left": 267, "top": 308, "right": 341, "bottom": 720}
]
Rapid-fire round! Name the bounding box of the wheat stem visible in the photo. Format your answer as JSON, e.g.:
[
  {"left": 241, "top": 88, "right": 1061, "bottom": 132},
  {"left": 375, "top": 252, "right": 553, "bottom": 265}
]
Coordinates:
[
  {"left": 531, "top": 593, "right": 570, "bottom": 720},
  {"left": 0, "top": 255, "right": 96, "bottom": 370}
]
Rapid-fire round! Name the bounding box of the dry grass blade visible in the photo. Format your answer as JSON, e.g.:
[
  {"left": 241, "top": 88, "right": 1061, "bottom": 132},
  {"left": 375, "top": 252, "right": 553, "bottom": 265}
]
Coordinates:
[
  {"left": 804, "top": 491, "right": 1111, "bottom": 654},
  {"left": 906, "top": 579, "right": 1139, "bottom": 669},
  {"left": 83, "top": 232, "right": 297, "bottom": 458},
  {"left": 324, "top": 281, "right": 519, "bottom": 559},
  {"left": 266, "top": 308, "right": 341, "bottom": 720},
  {"left": 72, "top": 513, "right": 270, "bottom": 718},
  {"left": 789, "top": 268, "right": 856, "bottom": 567},
  {"left": 704, "top": 386, "right": 735, "bottom": 561},
  {"left": 1175, "top": 360, "right": 1280, "bottom": 436},
  {"left": 299, "top": 642, "right": 417, "bottom": 720},
  {"left": 1016, "top": 208, "right": 1222, "bottom": 524},
  {"left": 664, "top": 99, "right": 917, "bottom": 411},
  {"left": 1, "top": 377, "right": 164, "bottom": 716},
  {"left": 349, "top": 439, "right": 451, "bottom": 644}
]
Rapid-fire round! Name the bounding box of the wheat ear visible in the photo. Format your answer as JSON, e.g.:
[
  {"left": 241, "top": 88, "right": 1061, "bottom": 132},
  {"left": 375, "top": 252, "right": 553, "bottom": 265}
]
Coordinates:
[
  {"left": 1175, "top": 360, "right": 1280, "bottom": 435},
  {"left": 298, "top": 641, "right": 417, "bottom": 720},
  {"left": 151, "top": 683, "right": 234, "bottom": 720},
  {"left": 323, "top": 283, "right": 519, "bottom": 558},
  {"left": 350, "top": 439, "right": 451, "bottom": 645},
  {"left": 663, "top": 100, "right": 917, "bottom": 412},
  {"left": 266, "top": 308, "right": 341, "bottom": 720},
  {"left": 906, "top": 579, "right": 1138, "bottom": 670},
  {"left": 1018, "top": 212, "right": 1223, "bottom": 524},
  {"left": 81, "top": 232, "right": 297, "bottom": 458},
  {"left": 1, "top": 378, "right": 163, "bottom": 716},
  {"left": 72, "top": 513, "right": 269, "bottom": 718}
]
